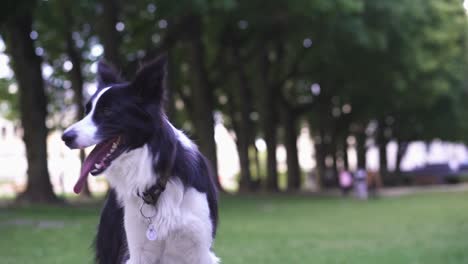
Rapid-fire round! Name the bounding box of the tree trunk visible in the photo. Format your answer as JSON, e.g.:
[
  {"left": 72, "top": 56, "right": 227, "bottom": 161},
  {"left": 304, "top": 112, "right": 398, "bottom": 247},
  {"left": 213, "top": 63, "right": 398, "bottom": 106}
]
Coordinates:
[
  {"left": 63, "top": 7, "right": 91, "bottom": 197},
  {"left": 185, "top": 15, "right": 221, "bottom": 190},
  {"left": 395, "top": 139, "right": 408, "bottom": 175},
  {"left": 259, "top": 50, "right": 278, "bottom": 192},
  {"left": 231, "top": 44, "right": 254, "bottom": 192},
  {"left": 377, "top": 119, "right": 388, "bottom": 176},
  {"left": 331, "top": 139, "right": 338, "bottom": 182},
  {"left": 236, "top": 132, "right": 252, "bottom": 192},
  {"left": 98, "top": 0, "right": 122, "bottom": 70},
  {"left": 4, "top": 12, "right": 59, "bottom": 203},
  {"left": 313, "top": 128, "right": 326, "bottom": 190},
  {"left": 264, "top": 131, "right": 278, "bottom": 191},
  {"left": 378, "top": 140, "right": 388, "bottom": 175},
  {"left": 283, "top": 108, "right": 301, "bottom": 191},
  {"left": 224, "top": 88, "right": 248, "bottom": 191},
  {"left": 356, "top": 131, "right": 367, "bottom": 169},
  {"left": 224, "top": 87, "right": 251, "bottom": 192},
  {"left": 253, "top": 142, "right": 262, "bottom": 186},
  {"left": 342, "top": 136, "right": 349, "bottom": 170}
]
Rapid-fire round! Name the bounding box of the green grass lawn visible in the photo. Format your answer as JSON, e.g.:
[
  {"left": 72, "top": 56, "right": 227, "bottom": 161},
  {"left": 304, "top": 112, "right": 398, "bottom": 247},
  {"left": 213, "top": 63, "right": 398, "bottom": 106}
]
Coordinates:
[{"left": 1, "top": 191, "right": 467, "bottom": 264}]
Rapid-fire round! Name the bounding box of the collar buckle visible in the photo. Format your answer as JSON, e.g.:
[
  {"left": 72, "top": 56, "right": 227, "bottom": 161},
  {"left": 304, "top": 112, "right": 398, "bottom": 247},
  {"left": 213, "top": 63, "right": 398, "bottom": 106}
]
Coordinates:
[{"left": 141, "top": 182, "right": 166, "bottom": 205}]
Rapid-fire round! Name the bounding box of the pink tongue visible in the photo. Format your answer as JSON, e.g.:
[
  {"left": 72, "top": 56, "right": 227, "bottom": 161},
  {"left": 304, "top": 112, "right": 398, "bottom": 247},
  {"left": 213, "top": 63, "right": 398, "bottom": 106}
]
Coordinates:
[{"left": 73, "top": 140, "right": 114, "bottom": 194}]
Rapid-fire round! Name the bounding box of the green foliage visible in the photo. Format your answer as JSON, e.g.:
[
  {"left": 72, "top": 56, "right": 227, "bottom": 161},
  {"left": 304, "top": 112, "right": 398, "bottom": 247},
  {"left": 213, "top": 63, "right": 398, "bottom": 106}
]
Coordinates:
[
  {"left": 297, "top": 0, "right": 468, "bottom": 143},
  {"left": 0, "top": 78, "right": 18, "bottom": 120},
  {"left": 3, "top": 0, "right": 466, "bottom": 141}
]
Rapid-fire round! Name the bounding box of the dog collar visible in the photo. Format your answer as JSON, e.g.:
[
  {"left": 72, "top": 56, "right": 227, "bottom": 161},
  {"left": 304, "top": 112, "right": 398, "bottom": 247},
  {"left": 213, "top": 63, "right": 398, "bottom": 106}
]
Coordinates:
[
  {"left": 138, "top": 142, "right": 178, "bottom": 205},
  {"left": 140, "top": 180, "right": 166, "bottom": 205}
]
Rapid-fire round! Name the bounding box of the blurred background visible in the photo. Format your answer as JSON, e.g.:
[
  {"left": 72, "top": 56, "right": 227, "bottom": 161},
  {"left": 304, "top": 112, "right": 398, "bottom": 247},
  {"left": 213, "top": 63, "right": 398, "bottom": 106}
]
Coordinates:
[{"left": 1, "top": 0, "right": 468, "bottom": 263}]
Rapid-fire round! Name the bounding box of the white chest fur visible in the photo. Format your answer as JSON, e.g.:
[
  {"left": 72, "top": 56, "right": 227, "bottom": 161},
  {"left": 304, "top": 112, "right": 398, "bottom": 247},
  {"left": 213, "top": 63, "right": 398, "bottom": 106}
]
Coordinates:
[{"left": 104, "top": 145, "right": 219, "bottom": 264}]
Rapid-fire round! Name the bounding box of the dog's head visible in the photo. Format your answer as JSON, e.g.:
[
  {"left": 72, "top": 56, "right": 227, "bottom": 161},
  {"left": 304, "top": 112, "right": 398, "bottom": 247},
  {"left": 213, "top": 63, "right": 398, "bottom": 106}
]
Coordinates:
[{"left": 62, "top": 55, "right": 167, "bottom": 193}]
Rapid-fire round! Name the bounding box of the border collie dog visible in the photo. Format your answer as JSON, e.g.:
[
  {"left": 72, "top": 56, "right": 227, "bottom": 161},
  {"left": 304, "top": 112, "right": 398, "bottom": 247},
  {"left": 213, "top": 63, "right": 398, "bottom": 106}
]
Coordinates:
[{"left": 62, "top": 55, "right": 219, "bottom": 264}]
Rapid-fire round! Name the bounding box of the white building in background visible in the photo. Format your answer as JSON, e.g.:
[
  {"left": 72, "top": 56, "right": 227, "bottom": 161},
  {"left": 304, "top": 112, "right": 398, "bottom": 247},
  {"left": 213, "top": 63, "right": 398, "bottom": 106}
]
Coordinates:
[{"left": 366, "top": 140, "right": 468, "bottom": 172}]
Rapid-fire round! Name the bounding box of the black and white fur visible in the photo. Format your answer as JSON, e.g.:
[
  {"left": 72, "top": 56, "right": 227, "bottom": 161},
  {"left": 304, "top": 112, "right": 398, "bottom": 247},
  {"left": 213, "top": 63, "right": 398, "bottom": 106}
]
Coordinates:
[{"left": 62, "top": 56, "right": 219, "bottom": 264}]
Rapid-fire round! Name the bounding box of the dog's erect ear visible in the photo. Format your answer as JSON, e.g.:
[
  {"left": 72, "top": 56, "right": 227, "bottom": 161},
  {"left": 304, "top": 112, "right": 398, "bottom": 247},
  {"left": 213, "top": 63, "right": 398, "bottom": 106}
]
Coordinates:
[
  {"left": 132, "top": 54, "right": 167, "bottom": 103},
  {"left": 97, "top": 60, "right": 123, "bottom": 89}
]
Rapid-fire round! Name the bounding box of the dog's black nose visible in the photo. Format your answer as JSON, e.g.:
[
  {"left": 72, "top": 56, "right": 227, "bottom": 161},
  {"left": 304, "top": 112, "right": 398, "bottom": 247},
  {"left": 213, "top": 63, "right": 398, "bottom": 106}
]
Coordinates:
[{"left": 62, "top": 130, "right": 77, "bottom": 147}]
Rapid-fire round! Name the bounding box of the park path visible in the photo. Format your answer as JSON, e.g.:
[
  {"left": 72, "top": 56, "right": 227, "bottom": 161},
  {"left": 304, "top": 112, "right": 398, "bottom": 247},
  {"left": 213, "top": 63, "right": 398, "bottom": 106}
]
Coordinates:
[
  {"left": 311, "top": 183, "right": 468, "bottom": 198},
  {"left": 378, "top": 183, "right": 468, "bottom": 197}
]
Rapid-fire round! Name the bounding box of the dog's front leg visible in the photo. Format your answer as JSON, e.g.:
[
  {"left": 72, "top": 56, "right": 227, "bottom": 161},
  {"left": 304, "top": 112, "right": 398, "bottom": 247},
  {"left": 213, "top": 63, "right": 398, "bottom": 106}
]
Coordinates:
[{"left": 124, "top": 202, "right": 162, "bottom": 264}]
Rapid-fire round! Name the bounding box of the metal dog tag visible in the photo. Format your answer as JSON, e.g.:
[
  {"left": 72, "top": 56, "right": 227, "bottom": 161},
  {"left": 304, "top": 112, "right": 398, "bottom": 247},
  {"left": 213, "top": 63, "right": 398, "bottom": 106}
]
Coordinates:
[{"left": 146, "top": 225, "right": 157, "bottom": 241}]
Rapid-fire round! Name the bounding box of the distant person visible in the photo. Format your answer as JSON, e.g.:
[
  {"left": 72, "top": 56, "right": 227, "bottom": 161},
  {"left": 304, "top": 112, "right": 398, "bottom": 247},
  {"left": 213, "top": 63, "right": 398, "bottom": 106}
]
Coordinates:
[
  {"left": 339, "top": 169, "right": 353, "bottom": 196},
  {"left": 354, "top": 168, "right": 368, "bottom": 200}
]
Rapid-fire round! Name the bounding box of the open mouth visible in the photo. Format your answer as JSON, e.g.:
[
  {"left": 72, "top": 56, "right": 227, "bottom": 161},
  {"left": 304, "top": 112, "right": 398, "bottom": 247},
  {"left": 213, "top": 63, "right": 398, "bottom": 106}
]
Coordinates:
[{"left": 73, "top": 136, "right": 125, "bottom": 194}]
